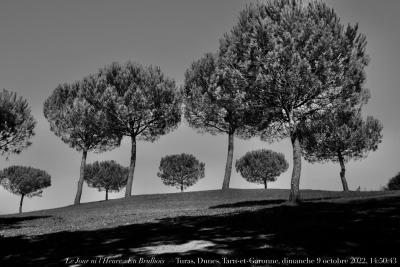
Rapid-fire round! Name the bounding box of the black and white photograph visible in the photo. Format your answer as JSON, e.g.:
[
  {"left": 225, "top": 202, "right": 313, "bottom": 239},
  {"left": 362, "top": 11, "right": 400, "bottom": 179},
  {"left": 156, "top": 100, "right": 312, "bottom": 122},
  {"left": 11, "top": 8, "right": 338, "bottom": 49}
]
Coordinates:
[{"left": 0, "top": 0, "right": 399, "bottom": 266}]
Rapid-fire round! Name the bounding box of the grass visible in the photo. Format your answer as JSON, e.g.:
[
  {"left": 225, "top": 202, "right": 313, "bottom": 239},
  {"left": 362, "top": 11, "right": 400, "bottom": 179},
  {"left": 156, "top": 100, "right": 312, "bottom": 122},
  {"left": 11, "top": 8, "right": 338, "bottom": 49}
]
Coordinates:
[{"left": 0, "top": 189, "right": 399, "bottom": 266}]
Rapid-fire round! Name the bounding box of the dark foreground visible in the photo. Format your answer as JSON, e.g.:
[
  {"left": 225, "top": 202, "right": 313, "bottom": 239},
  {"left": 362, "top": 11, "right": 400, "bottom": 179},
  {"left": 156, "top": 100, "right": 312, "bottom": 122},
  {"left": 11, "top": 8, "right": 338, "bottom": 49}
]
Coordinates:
[{"left": 0, "top": 189, "right": 399, "bottom": 266}]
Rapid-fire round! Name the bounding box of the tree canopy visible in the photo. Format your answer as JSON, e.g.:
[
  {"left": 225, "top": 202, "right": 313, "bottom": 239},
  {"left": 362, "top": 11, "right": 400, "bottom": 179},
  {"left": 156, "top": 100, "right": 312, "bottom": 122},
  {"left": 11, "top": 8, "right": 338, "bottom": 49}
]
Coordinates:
[
  {"left": 183, "top": 53, "right": 254, "bottom": 138},
  {"left": 86, "top": 61, "right": 182, "bottom": 197},
  {"left": 96, "top": 62, "right": 182, "bottom": 142},
  {"left": 219, "top": 0, "right": 370, "bottom": 202},
  {"left": 0, "top": 89, "right": 36, "bottom": 158},
  {"left": 44, "top": 76, "right": 121, "bottom": 204},
  {"left": 302, "top": 109, "right": 382, "bottom": 163},
  {"left": 236, "top": 149, "right": 288, "bottom": 189},
  {"left": 44, "top": 77, "right": 120, "bottom": 153},
  {"left": 84, "top": 160, "right": 129, "bottom": 200},
  {"left": 1, "top": 165, "right": 51, "bottom": 213},
  {"left": 157, "top": 153, "right": 205, "bottom": 192}
]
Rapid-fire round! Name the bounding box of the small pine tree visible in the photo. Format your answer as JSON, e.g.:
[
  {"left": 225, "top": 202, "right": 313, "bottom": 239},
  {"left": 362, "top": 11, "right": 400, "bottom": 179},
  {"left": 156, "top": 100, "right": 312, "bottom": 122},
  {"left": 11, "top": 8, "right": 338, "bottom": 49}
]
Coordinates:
[
  {"left": 1, "top": 166, "right": 51, "bottom": 213},
  {"left": 157, "top": 153, "right": 205, "bottom": 192},
  {"left": 235, "top": 149, "right": 288, "bottom": 189},
  {"left": 84, "top": 160, "right": 129, "bottom": 200},
  {"left": 386, "top": 172, "right": 400, "bottom": 190}
]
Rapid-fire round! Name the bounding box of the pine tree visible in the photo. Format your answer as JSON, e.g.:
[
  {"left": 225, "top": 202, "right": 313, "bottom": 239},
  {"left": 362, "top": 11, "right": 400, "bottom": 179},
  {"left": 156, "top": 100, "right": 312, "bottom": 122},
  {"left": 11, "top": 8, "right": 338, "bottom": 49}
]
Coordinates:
[
  {"left": 219, "top": 0, "right": 370, "bottom": 202},
  {"left": 301, "top": 107, "right": 382, "bottom": 191},
  {"left": 85, "top": 61, "right": 182, "bottom": 197},
  {"left": 1, "top": 166, "right": 51, "bottom": 213},
  {"left": 157, "top": 153, "right": 205, "bottom": 192},
  {"left": 84, "top": 160, "right": 128, "bottom": 200},
  {"left": 44, "top": 76, "right": 120, "bottom": 204},
  {"left": 183, "top": 53, "right": 259, "bottom": 190},
  {"left": 236, "top": 149, "right": 288, "bottom": 189},
  {"left": 386, "top": 172, "right": 400, "bottom": 191}
]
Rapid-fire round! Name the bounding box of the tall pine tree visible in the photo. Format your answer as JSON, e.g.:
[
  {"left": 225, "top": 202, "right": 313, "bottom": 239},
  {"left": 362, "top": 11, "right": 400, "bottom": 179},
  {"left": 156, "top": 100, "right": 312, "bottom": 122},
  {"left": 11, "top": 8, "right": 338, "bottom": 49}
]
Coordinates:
[
  {"left": 184, "top": 53, "right": 259, "bottom": 190},
  {"left": 219, "top": 0, "right": 370, "bottom": 202}
]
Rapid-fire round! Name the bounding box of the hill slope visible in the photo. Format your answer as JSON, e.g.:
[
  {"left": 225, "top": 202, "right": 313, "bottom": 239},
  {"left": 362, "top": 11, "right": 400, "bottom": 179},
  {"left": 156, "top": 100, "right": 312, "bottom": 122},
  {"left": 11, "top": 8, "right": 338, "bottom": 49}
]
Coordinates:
[
  {"left": 1, "top": 189, "right": 399, "bottom": 266},
  {"left": 0, "top": 189, "right": 397, "bottom": 237}
]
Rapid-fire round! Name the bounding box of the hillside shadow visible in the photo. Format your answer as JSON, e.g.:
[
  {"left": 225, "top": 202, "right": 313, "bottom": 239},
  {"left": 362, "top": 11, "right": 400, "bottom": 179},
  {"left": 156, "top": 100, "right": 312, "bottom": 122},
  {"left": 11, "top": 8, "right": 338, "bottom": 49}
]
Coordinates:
[
  {"left": 209, "top": 196, "right": 342, "bottom": 209},
  {"left": 1, "top": 196, "right": 399, "bottom": 266},
  {"left": 0, "top": 216, "right": 51, "bottom": 231},
  {"left": 210, "top": 199, "right": 286, "bottom": 209}
]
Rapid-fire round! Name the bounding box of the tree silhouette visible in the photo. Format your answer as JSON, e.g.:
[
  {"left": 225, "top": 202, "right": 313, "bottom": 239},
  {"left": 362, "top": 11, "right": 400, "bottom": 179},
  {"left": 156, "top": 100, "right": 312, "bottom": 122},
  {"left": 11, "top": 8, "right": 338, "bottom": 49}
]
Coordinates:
[
  {"left": 1, "top": 166, "right": 51, "bottom": 213},
  {"left": 0, "top": 89, "right": 36, "bottom": 158},
  {"left": 236, "top": 149, "right": 288, "bottom": 189},
  {"left": 157, "top": 153, "right": 205, "bottom": 192},
  {"left": 84, "top": 160, "right": 129, "bottom": 200},
  {"left": 44, "top": 76, "right": 121, "bottom": 204},
  {"left": 219, "top": 0, "right": 370, "bottom": 202},
  {"left": 86, "top": 61, "right": 182, "bottom": 197}
]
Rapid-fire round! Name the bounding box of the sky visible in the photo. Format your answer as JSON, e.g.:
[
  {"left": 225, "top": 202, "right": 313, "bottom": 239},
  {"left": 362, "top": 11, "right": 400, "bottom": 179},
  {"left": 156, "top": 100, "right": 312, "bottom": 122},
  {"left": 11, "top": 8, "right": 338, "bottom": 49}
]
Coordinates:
[{"left": 0, "top": 0, "right": 399, "bottom": 214}]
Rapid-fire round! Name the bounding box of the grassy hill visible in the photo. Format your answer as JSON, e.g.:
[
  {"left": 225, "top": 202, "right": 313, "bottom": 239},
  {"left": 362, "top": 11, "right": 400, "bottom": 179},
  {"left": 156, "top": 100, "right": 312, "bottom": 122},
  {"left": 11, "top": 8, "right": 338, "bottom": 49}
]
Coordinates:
[{"left": 1, "top": 189, "right": 399, "bottom": 266}]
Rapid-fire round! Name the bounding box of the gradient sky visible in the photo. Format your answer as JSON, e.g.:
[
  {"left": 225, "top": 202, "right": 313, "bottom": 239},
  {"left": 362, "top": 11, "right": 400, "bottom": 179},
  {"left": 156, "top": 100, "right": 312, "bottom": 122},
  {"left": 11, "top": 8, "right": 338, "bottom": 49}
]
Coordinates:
[{"left": 0, "top": 0, "right": 399, "bottom": 214}]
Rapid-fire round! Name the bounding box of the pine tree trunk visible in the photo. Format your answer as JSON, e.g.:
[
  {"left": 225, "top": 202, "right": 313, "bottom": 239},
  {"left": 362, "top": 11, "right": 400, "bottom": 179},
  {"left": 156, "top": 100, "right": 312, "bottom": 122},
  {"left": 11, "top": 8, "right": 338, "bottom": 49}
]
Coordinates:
[
  {"left": 125, "top": 136, "right": 136, "bottom": 198},
  {"left": 222, "top": 131, "right": 234, "bottom": 190},
  {"left": 264, "top": 180, "right": 267, "bottom": 189},
  {"left": 19, "top": 194, "right": 25, "bottom": 214},
  {"left": 289, "top": 134, "right": 301, "bottom": 203},
  {"left": 105, "top": 189, "right": 109, "bottom": 201},
  {"left": 74, "top": 150, "right": 87, "bottom": 205},
  {"left": 338, "top": 152, "right": 349, "bottom": 191}
]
